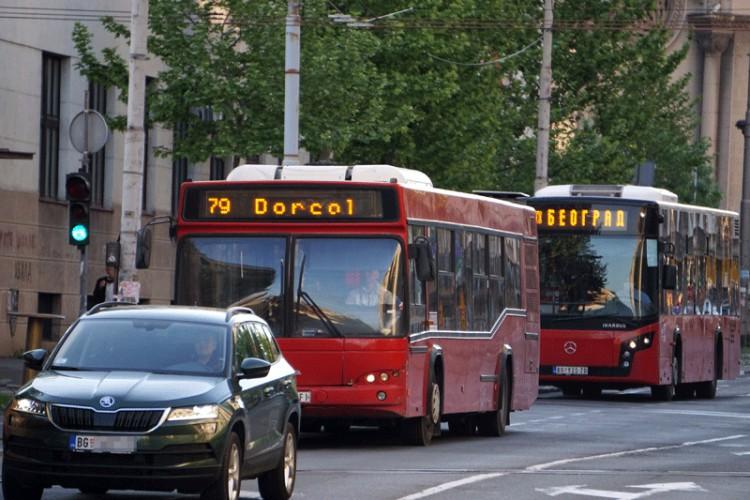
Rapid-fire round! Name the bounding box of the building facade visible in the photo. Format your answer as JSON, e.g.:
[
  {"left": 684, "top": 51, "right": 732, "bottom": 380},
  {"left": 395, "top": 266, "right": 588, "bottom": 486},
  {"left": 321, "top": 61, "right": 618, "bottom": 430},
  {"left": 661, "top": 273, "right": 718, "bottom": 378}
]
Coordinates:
[
  {"left": 1, "top": 1, "right": 749, "bottom": 356},
  {"left": 668, "top": 0, "right": 750, "bottom": 211},
  {"left": 0, "top": 1, "right": 184, "bottom": 355}
]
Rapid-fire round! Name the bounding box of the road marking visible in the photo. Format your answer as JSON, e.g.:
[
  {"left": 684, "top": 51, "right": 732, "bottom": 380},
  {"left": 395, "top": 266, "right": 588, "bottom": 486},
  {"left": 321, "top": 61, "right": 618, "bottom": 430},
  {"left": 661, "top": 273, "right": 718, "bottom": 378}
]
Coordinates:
[
  {"left": 648, "top": 409, "right": 750, "bottom": 419},
  {"left": 396, "top": 473, "right": 506, "bottom": 500},
  {"left": 395, "top": 435, "right": 745, "bottom": 499},
  {"left": 733, "top": 451, "right": 750, "bottom": 456},
  {"left": 526, "top": 434, "right": 745, "bottom": 472},
  {"left": 536, "top": 482, "right": 707, "bottom": 499}
]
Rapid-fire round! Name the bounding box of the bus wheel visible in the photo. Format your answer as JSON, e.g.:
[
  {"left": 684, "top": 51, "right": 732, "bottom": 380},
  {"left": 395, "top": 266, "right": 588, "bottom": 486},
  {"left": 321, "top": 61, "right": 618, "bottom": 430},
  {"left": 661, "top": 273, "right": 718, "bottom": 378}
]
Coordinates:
[
  {"left": 402, "top": 376, "right": 441, "bottom": 446},
  {"left": 323, "top": 421, "right": 350, "bottom": 433},
  {"left": 561, "top": 385, "right": 582, "bottom": 397},
  {"left": 675, "top": 384, "right": 695, "bottom": 399},
  {"left": 448, "top": 416, "right": 476, "bottom": 436},
  {"left": 651, "top": 353, "right": 678, "bottom": 402},
  {"left": 478, "top": 371, "right": 509, "bottom": 437},
  {"left": 300, "top": 419, "right": 321, "bottom": 433},
  {"left": 582, "top": 386, "right": 602, "bottom": 399},
  {"left": 696, "top": 340, "right": 720, "bottom": 399}
]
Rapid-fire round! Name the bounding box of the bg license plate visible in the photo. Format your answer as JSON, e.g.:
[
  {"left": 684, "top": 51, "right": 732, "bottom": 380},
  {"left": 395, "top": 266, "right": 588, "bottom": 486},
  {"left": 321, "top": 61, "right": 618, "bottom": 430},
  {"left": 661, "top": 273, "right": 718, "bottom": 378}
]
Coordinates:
[
  {"left": 553, "top": 365, "right": 588, "bottom": 376},
  {"left": 69, "top": 435, "right": 136, "bottom": 454},
  {"left": 299, "top": 391, "right": 311, "bottom": 404}
]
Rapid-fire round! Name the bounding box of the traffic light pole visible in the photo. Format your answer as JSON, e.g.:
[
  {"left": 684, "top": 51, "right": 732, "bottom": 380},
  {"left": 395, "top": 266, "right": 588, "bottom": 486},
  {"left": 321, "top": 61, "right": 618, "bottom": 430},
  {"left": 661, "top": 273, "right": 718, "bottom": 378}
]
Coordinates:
[
  {"left": 79, "top": 246, "right": 87, "bottom": 316},
  {"left": 78, "top": 153, "right": 90, "bottom": 316}
]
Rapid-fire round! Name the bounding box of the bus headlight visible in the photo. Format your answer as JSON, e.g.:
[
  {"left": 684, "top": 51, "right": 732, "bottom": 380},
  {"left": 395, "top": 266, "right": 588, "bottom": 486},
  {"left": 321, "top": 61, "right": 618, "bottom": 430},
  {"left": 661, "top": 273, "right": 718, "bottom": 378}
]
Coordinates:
[{"left": 365, "top": 374, "right": 376, "bottom": 383}]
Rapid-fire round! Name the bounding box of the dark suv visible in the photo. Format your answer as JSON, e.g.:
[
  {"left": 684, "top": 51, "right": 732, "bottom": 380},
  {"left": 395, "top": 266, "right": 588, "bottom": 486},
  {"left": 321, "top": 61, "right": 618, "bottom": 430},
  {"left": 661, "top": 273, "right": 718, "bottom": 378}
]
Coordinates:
[{"left": 2, "top": 304, "right": 300, "bottom": 500}]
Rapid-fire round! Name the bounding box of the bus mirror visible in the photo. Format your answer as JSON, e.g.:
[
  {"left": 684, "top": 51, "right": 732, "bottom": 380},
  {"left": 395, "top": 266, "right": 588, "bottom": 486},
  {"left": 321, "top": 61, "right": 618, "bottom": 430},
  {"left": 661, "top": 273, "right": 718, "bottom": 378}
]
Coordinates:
[
  {"left": 135, "top": 226, "right": 152, "bottom": 269},
  {"left": 662, "top": 265, "right": 677, "bottom": 290},
  {"left": 410, "top": 238, "right": 435, "bottom": 282}
]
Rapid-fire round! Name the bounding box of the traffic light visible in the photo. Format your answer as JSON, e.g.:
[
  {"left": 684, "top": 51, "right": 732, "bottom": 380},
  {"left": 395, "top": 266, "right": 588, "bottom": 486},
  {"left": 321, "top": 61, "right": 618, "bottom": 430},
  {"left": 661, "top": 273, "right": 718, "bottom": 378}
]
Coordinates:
[{"left": 66, "top": 171, "right": 91, "bottom": 246}]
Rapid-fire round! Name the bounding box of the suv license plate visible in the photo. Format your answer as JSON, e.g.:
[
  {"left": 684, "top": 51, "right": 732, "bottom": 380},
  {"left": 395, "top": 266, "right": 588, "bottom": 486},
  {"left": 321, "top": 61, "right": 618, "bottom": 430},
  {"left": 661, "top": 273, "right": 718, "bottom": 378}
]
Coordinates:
[
  {"left": 553, "top": 366, "right": 588, "bottom": 376},
  {"left": 299, "top": 391, "right": 311, "bottom": 404},
  {"left": 69, "top": 435, "right": 136, "bottom": 454}
]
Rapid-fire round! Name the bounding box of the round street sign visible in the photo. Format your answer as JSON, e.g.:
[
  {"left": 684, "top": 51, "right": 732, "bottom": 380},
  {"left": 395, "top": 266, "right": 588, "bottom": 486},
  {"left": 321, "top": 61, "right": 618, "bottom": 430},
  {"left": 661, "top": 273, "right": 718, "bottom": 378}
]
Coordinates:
[{"left": 69, "top": 109, "right": 109, "bottom": 154}]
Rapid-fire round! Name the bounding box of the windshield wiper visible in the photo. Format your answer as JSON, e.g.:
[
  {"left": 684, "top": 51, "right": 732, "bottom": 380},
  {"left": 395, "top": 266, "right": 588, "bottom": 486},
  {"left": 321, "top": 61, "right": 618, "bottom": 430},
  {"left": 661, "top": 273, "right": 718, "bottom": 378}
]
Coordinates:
[
  {"left": 299, "top": 290, "right": 342, "bottom": 337},
  {"left": 49, "top": 365, "right": 85, "bottom": 371}
]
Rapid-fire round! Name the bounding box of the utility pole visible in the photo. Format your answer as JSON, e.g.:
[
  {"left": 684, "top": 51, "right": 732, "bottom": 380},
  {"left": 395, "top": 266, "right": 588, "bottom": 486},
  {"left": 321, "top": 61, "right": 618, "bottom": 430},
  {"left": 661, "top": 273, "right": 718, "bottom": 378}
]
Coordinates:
[
  {"left": 283, "top": 1, "right": 301, "bottom": 166},
  {"left": 736, "top": 56, "right": 750, "bottom": 347},
  {"left": 119, "top": 0, "right": 149, "bottom": 302},
  {"left": 534, "top": 0, "right": 554, "bottom": 193}
]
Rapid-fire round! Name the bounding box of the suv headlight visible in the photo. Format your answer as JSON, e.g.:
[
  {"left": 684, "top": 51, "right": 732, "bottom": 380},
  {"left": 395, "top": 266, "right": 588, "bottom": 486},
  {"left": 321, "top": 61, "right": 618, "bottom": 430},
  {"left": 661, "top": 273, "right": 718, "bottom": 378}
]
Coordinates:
[
  {"left": 12, "top": 398, "right": 46, "bottom": 416},
  {"left": 167, "top": 405, "right": 219, "bottom": 421}
]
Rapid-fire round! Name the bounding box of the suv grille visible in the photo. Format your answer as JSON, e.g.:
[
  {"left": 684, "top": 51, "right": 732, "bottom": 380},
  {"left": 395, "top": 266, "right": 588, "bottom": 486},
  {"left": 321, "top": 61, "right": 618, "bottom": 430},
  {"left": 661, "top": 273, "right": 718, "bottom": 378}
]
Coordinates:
[{"left": 50, "top": 405, "right": 165, "bottom": 432}]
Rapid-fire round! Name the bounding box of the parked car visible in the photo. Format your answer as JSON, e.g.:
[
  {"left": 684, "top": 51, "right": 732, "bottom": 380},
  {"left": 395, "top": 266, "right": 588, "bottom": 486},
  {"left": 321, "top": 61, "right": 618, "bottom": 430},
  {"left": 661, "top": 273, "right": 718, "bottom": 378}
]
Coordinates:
[{"left": 2, "top": 304, "right": 300, "bottom": 500}]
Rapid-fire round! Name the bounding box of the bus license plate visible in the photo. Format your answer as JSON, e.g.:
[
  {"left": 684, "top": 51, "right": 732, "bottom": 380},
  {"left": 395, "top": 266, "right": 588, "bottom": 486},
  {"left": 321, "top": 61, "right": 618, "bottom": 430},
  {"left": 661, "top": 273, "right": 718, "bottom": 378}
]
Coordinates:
[
  {"left": 553, "top": 366, "right": 588, "bottom": 376},
  {"left": 299, "top": 391, "right": 311, "bottom": 404},
  {"left": 69, "top": 435, "right": 136, "bottom": 454}
]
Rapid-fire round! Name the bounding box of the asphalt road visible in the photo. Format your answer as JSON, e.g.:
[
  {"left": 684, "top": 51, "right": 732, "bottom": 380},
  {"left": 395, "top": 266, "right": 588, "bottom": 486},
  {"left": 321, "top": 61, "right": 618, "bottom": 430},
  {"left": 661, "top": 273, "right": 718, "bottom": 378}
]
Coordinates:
[{"left": 3, "top": 376, "right": 750, "bottom": 500}]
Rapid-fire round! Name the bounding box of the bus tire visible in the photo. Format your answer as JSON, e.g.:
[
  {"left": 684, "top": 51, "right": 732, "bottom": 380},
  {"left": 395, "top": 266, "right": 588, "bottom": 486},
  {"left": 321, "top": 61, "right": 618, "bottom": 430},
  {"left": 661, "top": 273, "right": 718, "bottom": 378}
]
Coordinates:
[
  {"left": 561, "top": 385, "right": 582, "bottom": 397},
  {"left": 582, "top": 385, "right": 602, "bottom": 399},
  {"left": 651, "top": 352, "right": 678, "bottom": 402},
  {"left": 402, "top": 371, "right": 441, "bottom": 446},
  {"left": 696, "top": 339, "right": 720, "bottom": 399},
  {"left": 478, "top": 370, "right": 509, "bottom": 437},
  {"left": 448, "top": 416, "right": 476, "bottom": 436}
]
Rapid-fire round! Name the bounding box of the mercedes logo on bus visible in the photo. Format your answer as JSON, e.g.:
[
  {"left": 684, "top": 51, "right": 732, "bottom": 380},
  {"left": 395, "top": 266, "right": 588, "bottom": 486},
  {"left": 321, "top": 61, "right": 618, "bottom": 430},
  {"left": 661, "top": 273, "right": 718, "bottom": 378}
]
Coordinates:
[{"left": 563, "top": 341, "right": 577, "bottom": 355}]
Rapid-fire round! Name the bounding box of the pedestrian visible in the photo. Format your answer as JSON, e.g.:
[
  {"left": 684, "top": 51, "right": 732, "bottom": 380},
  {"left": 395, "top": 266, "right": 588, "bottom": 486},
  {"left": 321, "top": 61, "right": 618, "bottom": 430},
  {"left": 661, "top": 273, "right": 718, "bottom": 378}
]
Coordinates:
[{"left": 92, "top": 256, "right": 119, "bottom": 305}]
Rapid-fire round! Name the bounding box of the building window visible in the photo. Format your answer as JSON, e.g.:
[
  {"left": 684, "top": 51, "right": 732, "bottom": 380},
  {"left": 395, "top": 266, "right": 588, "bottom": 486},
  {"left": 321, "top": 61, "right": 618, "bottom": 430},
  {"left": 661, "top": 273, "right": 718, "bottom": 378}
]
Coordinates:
[
  {"left": 171, "top": 122, "right": 189, "bottom": 216},
  {"left": 87, "top": 81, "right": 107, "bottom": 207},
  {"left": 210, "top": 157, "right": 225, "bottom": 180},
  {"left": 143, "top": 77, "right": 155, "bottom": 211},
  {"left": 40, "top": 53, "right": 62, "bottom": 199},
  {"left": 38, "top": 293, "right": 62, "bottom": 341}
]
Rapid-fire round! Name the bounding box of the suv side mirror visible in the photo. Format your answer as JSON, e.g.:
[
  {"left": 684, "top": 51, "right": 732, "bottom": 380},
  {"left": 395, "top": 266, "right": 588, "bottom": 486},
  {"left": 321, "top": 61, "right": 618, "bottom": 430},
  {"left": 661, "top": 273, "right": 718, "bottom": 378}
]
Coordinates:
[
  {"left": 239, "top": 357, "right": 271, "bottom": 379},
  {"left": 409, "top": 237, "right": 435, "bottom": 282},
  {"left": 23, "top": 349, "right": 48, "bottom": 371},
  {"left": 662, "top": 265, "right": 677, "bottom": 290}
]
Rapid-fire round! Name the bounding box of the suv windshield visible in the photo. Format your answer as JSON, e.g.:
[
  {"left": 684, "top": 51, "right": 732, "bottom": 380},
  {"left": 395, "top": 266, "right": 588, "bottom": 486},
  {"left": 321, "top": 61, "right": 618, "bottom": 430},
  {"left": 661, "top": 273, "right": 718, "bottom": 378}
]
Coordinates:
[
  {"left": 539, "top": 234, "right": 659, "bottom": 325},
  {"left": 50, "top": 319, "right": 228, "bottom": 376},
  {"left": 175, "top": 236, "right": 406, "bottom": 337}
]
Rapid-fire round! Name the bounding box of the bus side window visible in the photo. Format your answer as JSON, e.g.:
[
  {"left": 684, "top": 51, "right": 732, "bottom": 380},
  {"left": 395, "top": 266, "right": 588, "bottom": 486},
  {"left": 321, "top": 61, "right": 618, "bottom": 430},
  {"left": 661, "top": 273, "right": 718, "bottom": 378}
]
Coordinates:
[{"left": 408, "top": 225, "right": 427, "bottom": 333}]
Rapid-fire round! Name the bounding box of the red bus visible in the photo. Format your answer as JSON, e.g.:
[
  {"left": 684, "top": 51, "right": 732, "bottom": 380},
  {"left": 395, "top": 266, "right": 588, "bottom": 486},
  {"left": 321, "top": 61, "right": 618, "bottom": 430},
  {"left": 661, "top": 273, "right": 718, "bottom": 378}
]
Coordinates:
[
  {"left": 528, "top": 184, "right": 741, "bottom": 400},
  {"left": 170, "top": 164, "right": 540, "bottom": 445}
]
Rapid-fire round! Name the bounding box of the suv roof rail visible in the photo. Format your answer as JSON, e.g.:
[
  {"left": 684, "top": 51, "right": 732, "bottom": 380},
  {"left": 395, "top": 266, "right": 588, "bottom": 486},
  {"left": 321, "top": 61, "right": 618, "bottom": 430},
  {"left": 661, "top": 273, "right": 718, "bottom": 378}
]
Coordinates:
[
  {"left": 85, "top": 301, "right": 137, "bottom": 316},
  {"left": 226, "top": 306, "right": 256, "bottom": 321}
]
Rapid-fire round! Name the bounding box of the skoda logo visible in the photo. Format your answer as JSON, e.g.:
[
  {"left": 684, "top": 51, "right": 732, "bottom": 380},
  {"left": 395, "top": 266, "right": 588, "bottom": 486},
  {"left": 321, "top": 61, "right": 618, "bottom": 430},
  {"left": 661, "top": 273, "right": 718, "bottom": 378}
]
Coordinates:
[
  {"left": 99, "top": 396, "right": 116, "bottom": 408},
  {"left": 563, "top": 341, "right": 577, "bottom": 355}
]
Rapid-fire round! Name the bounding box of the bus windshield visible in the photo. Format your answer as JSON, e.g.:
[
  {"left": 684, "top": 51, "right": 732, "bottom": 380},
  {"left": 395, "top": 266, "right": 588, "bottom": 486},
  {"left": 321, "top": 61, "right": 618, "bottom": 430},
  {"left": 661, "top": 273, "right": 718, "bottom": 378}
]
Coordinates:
[
  {"left": 175, "top": 236, "right": 405, "bottom": 338},
  {"left": 539, "top": 234, "right": 658, "bottom": 325}
]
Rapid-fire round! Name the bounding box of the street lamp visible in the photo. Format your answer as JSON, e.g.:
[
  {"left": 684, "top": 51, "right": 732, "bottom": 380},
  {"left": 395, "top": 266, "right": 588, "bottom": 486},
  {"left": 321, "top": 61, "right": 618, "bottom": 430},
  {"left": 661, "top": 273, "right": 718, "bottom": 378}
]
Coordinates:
[{"left": 282, "top": 4, "right": 413, "bottom": 166}]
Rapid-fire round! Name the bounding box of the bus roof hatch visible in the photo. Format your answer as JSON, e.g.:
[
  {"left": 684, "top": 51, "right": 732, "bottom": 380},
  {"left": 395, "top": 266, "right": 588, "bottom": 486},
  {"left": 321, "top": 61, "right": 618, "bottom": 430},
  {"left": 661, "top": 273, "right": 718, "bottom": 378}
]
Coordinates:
[{"left": 226, "top": 164, "right": 433, "bottom": 189}]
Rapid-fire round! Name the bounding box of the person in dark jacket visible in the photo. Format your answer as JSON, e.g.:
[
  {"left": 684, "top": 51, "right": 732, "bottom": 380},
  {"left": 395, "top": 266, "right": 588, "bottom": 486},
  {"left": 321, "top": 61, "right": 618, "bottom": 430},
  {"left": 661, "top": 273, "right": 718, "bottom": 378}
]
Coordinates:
[{"left": 92, "top": 258, "right": 118, "bottom": 305}]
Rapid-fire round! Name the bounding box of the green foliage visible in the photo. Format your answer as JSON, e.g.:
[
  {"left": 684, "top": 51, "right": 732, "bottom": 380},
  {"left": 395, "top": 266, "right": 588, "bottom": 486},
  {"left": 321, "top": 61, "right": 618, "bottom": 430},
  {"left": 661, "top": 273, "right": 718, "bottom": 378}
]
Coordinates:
[{"left": 72, "top": 0, "right": 719, "bottom": 205}]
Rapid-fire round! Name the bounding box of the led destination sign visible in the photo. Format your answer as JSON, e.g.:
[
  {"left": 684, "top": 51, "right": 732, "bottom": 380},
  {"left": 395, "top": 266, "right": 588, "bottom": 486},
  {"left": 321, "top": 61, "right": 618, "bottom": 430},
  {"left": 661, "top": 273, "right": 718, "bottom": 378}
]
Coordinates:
[
  {"left": 184, "top": 186, "right": 397, "bottom": 221},
  {"left": 536, "top": 207, "right": 628, "bottom": 230},
  {"left": 535, "top": 205, "right": 632, "bottom": 232}
]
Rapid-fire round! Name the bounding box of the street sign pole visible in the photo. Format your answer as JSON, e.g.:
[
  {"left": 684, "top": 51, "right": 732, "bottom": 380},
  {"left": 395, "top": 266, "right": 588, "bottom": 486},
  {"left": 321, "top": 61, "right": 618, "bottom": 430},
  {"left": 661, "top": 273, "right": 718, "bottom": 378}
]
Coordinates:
[{"left": 69, "top": 91, "right": 109, "bottom": 316}]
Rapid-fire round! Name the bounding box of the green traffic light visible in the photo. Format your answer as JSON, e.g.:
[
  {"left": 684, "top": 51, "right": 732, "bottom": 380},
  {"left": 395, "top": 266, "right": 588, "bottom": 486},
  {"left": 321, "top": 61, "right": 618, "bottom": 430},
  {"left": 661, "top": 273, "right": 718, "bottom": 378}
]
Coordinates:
[{"left": 70, "top": 224, "right": 89, "bottom": 242}]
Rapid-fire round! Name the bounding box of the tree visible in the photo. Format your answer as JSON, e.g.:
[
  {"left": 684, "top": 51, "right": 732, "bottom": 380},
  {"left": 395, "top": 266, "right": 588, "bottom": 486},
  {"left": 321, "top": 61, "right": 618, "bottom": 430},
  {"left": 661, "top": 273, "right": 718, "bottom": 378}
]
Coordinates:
[{"left": 73, "top": 0, "right": 719, "bottom": 205}]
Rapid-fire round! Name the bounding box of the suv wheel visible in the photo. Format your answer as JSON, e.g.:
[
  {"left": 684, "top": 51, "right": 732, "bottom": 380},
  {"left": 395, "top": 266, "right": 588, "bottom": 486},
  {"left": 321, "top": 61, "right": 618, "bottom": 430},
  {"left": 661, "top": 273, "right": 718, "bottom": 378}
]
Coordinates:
[
  {"left": 258, "top": 422, "right": 297, "bottom": 500},
  {"left": 2, "top": 461, "right": 43, "bottom": 500},
  {"left": 201, "top": 431, "right": 242, "bottom": 500}
]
